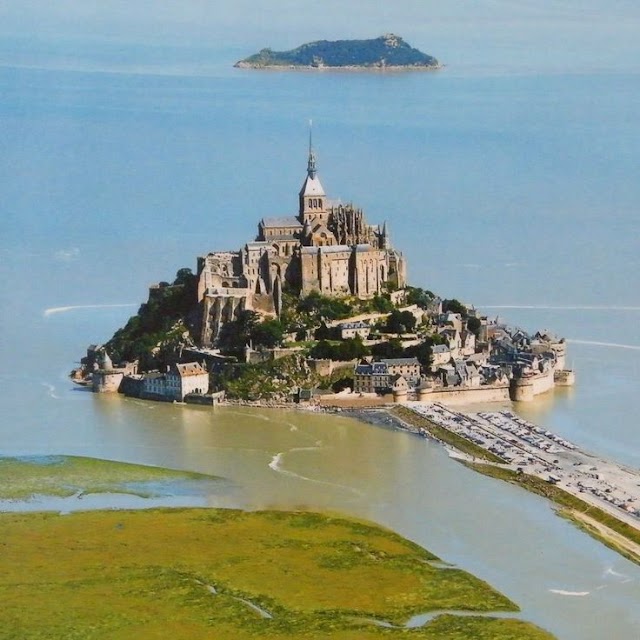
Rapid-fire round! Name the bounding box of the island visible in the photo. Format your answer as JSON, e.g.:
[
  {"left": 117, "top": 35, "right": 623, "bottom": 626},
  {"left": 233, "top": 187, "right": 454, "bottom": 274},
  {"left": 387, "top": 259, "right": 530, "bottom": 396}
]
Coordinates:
[
  {"left": 71, "top": 139, "right": 573, "bottom": 409},
  {"left": 70, "top": 136, "right": 640, "bottom": 570},
  {"left": 234, "top": 34, "right": 441, "bottom": 70}
]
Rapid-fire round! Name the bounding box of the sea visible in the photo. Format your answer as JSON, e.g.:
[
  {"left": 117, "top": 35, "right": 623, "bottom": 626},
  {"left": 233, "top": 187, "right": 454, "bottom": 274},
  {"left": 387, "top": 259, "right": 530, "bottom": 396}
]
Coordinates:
[{"left": 1, "top": 2, "right": 639, "bottom": 638}]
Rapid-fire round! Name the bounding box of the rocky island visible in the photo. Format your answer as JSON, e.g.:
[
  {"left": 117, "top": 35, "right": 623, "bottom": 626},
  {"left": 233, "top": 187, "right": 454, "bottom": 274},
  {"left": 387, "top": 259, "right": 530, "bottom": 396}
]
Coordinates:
[
  {"left": 234, "top": 34, "right": 441, "bottom": 70},
  {"left": 69, "top": 137, "right": 640, "bottom": 579},
  {"left": 72, "top": 138, "right": 573, "bottom": 408}
]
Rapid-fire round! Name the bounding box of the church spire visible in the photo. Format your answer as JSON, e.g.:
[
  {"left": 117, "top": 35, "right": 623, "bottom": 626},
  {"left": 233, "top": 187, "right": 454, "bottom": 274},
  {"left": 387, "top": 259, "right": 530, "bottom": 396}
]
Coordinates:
[
  {"left": 307, "top": 119, "right": 317, "bottom": 179},
  {"left": 299, "top": 120, "right": 326, "bottom": 224}
]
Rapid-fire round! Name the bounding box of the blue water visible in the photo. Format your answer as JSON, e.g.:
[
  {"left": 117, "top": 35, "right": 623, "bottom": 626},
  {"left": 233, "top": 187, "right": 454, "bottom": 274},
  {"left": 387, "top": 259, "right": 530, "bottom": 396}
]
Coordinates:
[{"left": 1, "top": 3, "right": 640, "bottom": 637}]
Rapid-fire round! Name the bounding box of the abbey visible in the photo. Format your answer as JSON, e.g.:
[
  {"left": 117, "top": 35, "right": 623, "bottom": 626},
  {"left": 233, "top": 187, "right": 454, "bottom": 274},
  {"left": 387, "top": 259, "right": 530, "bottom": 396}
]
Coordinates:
[{"left": 196, "top": 143, "right": 407, "bottom": 346}]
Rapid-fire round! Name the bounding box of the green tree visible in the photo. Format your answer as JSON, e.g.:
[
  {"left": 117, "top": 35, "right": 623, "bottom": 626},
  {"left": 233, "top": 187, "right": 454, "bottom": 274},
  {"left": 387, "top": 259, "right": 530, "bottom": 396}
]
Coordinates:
[
  {"left": 467, "top": 316, "right": 481, "bottom": 338},
  {"left": 406, "top": 286, "right": 435, "bottom": 309},
  {"left": 251, "top": 319, "right": 284, "bottom": 348},
  {"left": 337, "top": 336, "right": 370, "bottom": 360},
  {"left": 443, "top": 299, "right": 467, "bottom": 317},
  {"left": 218, "top": 310, "right": 260, "bottom": 350},
  {"left": 372, "top": 293, "right": 394, "bottom": 313},
  {"left": 371, "top": 338, "right": 405, "bottom": 359},
  {"left": 297, "top": 291, "right": 351, "bottom": 321},
  {"left": 173, "top": 267, "right": 195, "bottom": 286},
  {"left": 385, "top": 309, "right": 417, "bottom": 334},
  {"left": 309, "top": 340, "right": 336, "bottom": 360}
]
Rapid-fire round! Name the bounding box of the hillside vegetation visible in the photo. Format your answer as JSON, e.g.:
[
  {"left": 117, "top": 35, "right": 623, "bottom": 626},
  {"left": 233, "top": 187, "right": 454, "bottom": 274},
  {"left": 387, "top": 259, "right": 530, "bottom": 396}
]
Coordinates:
[{"left": 235, "top": 34, "right": 440, "bottom": 69}]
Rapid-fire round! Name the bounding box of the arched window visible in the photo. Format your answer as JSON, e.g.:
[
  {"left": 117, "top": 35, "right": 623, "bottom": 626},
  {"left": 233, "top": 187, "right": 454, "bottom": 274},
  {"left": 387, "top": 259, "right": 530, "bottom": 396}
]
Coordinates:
[{"left": 318, "top": 199, "right": 323, "bottom": 209}]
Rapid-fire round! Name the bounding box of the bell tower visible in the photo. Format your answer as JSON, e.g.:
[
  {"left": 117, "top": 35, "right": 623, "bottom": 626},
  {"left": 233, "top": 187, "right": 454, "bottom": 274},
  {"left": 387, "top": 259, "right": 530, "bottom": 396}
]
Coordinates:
[{"left": 298, "top": 122, "right": 327, "bottom": 225}]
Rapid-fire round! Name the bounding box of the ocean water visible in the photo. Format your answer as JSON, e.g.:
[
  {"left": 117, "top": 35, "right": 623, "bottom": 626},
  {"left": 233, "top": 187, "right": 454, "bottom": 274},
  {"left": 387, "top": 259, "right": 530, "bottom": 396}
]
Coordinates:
[{"left": 1, "top": 2, "right": 640, "bottom": 637}]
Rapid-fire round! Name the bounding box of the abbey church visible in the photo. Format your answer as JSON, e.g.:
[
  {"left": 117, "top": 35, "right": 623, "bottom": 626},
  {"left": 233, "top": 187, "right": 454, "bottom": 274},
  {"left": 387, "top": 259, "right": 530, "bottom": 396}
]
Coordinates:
[{"left": 197, "top": 142, "right": 407, "bottom": 346}]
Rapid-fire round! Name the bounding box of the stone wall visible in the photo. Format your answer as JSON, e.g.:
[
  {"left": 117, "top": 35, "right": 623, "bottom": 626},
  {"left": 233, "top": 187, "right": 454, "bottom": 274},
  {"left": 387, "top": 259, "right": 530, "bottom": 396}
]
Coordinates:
[{"left": 416, "top": 384, "right": 511, "bottom": 406}]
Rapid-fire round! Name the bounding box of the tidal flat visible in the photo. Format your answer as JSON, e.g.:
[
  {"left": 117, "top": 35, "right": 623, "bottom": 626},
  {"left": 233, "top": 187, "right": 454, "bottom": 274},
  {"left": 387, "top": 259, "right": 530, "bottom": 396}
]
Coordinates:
[{"left": 0, "top": 508, "right": 555, "bottom": 639}]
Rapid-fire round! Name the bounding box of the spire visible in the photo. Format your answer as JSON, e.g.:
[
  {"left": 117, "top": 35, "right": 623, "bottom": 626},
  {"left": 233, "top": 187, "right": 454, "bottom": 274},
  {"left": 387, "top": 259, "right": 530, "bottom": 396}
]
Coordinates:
[{"left": 307, "top": 119, "right": 317, "bottom": 179}]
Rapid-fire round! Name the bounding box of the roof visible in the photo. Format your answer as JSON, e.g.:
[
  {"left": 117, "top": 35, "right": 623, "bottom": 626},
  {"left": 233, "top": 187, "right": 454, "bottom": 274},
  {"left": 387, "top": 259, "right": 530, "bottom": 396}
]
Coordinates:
[
  {"left": 265, "top": 234, "right": 300, "bottom": 242},
  {"left": 355, "top": 362, "right": 388, "bottom": 375},
  {"left": 381, "top": 357, "right": 420, "bottom": 367},
  {"left": 174, "top": 362, "right": 208, "bottom": 377},
  {"left": 300, "top": 244, "right": 351, "bottom": 255},
  {"left": 339, "top": 321, "right": 369, "bottom": 329},
  {"left": 245, "top": 241, "right": 270, "bottom": 248},
  {"left": 299, "top": 175, "right": 326, "bottom": 197},
  {"left": 355, "top": 243, "right": 374, "bottom": 252},
  {"left": 432, "top": 344, "right": 450, "bottom": 354},
  {"left": 143, "top": 372, "right": 165, "bottom": 380},
  {"left": 320, "top": 244, "right": 351, "bottom": 254},
  {"left": 261, "top": 216, "right": 302, "bottom": 228}
]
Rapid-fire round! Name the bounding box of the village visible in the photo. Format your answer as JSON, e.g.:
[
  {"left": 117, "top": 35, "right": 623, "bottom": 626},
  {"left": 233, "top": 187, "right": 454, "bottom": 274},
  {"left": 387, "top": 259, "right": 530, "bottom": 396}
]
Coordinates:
[{"left": 75, "top": 288, "right": 574, "bottom": 408}]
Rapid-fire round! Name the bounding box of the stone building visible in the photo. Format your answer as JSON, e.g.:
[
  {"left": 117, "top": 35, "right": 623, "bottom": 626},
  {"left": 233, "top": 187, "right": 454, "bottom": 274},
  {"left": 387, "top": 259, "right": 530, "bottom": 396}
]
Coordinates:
[
  {"left": 353, "top": 357, "right": 421, "bottom": 394},
  {"left": 197, "top": 141, "right": 407, "bottom": 346},
  {"left": 140, "top": 362, "right": 209, "bottom": 401}
]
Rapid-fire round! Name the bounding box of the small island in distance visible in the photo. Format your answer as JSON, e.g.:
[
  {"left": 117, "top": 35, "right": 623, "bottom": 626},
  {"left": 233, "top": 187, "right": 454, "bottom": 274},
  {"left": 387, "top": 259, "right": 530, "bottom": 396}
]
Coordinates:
[{"left": 235, "top": 34, "right": 441, "bottom": 70}]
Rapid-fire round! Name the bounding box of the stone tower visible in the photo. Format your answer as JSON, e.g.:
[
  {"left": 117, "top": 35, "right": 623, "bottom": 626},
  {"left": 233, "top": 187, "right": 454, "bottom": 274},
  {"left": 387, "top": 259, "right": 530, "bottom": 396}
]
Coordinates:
[{"left": 298, "top": 127, "right": 328, "bottom": 226}]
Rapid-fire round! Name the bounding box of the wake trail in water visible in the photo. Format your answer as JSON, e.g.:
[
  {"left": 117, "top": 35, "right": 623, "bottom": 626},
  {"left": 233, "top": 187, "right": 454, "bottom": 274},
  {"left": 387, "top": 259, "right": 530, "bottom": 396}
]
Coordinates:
[
  {"left": 41, "top": 382, "right": 60, "bottom": 400},
  {"left": 482, "top": 304, "right": 640, "bottom": 311},
  {"left": 268, "top": 450, "right": 363, "bottom": 497},
  {"left": 43, "top": 303, "right": 137, "bottom": 317},
  {"left": 226, "top": 410, "right": 318, "bottom": 442},
  {"left": 567, "top": 339, "right": 640, "bottom": 351},
  {"left": 549, "top": 589, "right": 590, "bottom": 597}
]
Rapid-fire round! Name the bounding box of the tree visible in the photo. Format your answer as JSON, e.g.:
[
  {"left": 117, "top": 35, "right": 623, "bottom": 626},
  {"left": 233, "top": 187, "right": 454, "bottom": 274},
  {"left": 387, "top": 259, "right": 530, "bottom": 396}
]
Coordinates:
[
  {"left": 297, "top": 291, "right": 351, "bottom": 321},
  {"left": 309, "top": 340, "right": 336, "bottom": 360},
  {"left": 385, "top": 309, "right": 416, "bottom": 334},
  {"left": 443, "top": 298, "right": 467, "bottom": 316},
  {"left": 371, "top": 338, "right": 404, "bottom": 359},
  {"left": 372, "top": 293, "right": 394, "bottom": 313},
  {"left": 314, "top": 323, "right": 337, "bottom": 340},
  {"left": 405, "top": 339, "right": 434, "bottom": 370},
  {"left": 251, "top": 319, "right": 284, "bottom": 348},
  {"left": 218, "top": 310, "right": 260, "bottom": 350},
  {"left": 337, "top": 336, "right": 370, "bottom": 360},
  {"left": 173, "top": 267, "right": 195, "bottom": 286},
  {"left": 467, "top": 316, "right": 481, "bottom": 338},
  {"left": 406, "top": 286, "right": 435, "bottom": 309}
]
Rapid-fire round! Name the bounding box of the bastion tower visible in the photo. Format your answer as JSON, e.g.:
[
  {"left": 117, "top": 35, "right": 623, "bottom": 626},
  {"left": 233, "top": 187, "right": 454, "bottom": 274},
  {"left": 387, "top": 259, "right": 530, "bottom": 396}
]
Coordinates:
[{"left": 196, "top": 137, "right": 407, "bottom": 346}]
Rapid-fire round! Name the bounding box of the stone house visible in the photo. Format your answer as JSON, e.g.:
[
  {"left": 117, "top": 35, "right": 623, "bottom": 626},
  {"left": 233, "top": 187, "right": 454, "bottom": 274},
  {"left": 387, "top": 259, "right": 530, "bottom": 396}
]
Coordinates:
[
  {"left": 438, "top": 328, "right": 462, "bottom": 358},
  {"left": 460, "top": 329, "right": 476, "bottom": 356},
  {"left": 141, "top": 362, "right": 209, "bottom": 401},
  {"left": 338, "top": 320, "right": 371, "bottom": 340},
  {"left": 166, "top": 362, "right": 209, "bottom": 400},
  {"left": 382, "top": 357, "right": 421, "bottom": 386},
  {"left": 353, "top": 357, "right": 421, "bottom": 393},
  {"left": 431, "top": 344, "right": 451, "bottom": 370}
]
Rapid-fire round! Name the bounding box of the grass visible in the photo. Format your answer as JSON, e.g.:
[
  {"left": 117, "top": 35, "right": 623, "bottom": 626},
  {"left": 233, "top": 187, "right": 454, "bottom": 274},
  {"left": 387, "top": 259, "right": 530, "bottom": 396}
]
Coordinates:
[
  {"left": 465, "top": 462, "right": 640, "bottom": 565},
  {"left": 0, "top": 508, "right": 555, "bottom": 639},
  {"left": 391, "top": 407, "right": 505, "bottom": 464},
  {"left": 0, "top": 455, "right": 220, "bottom": 500}
]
